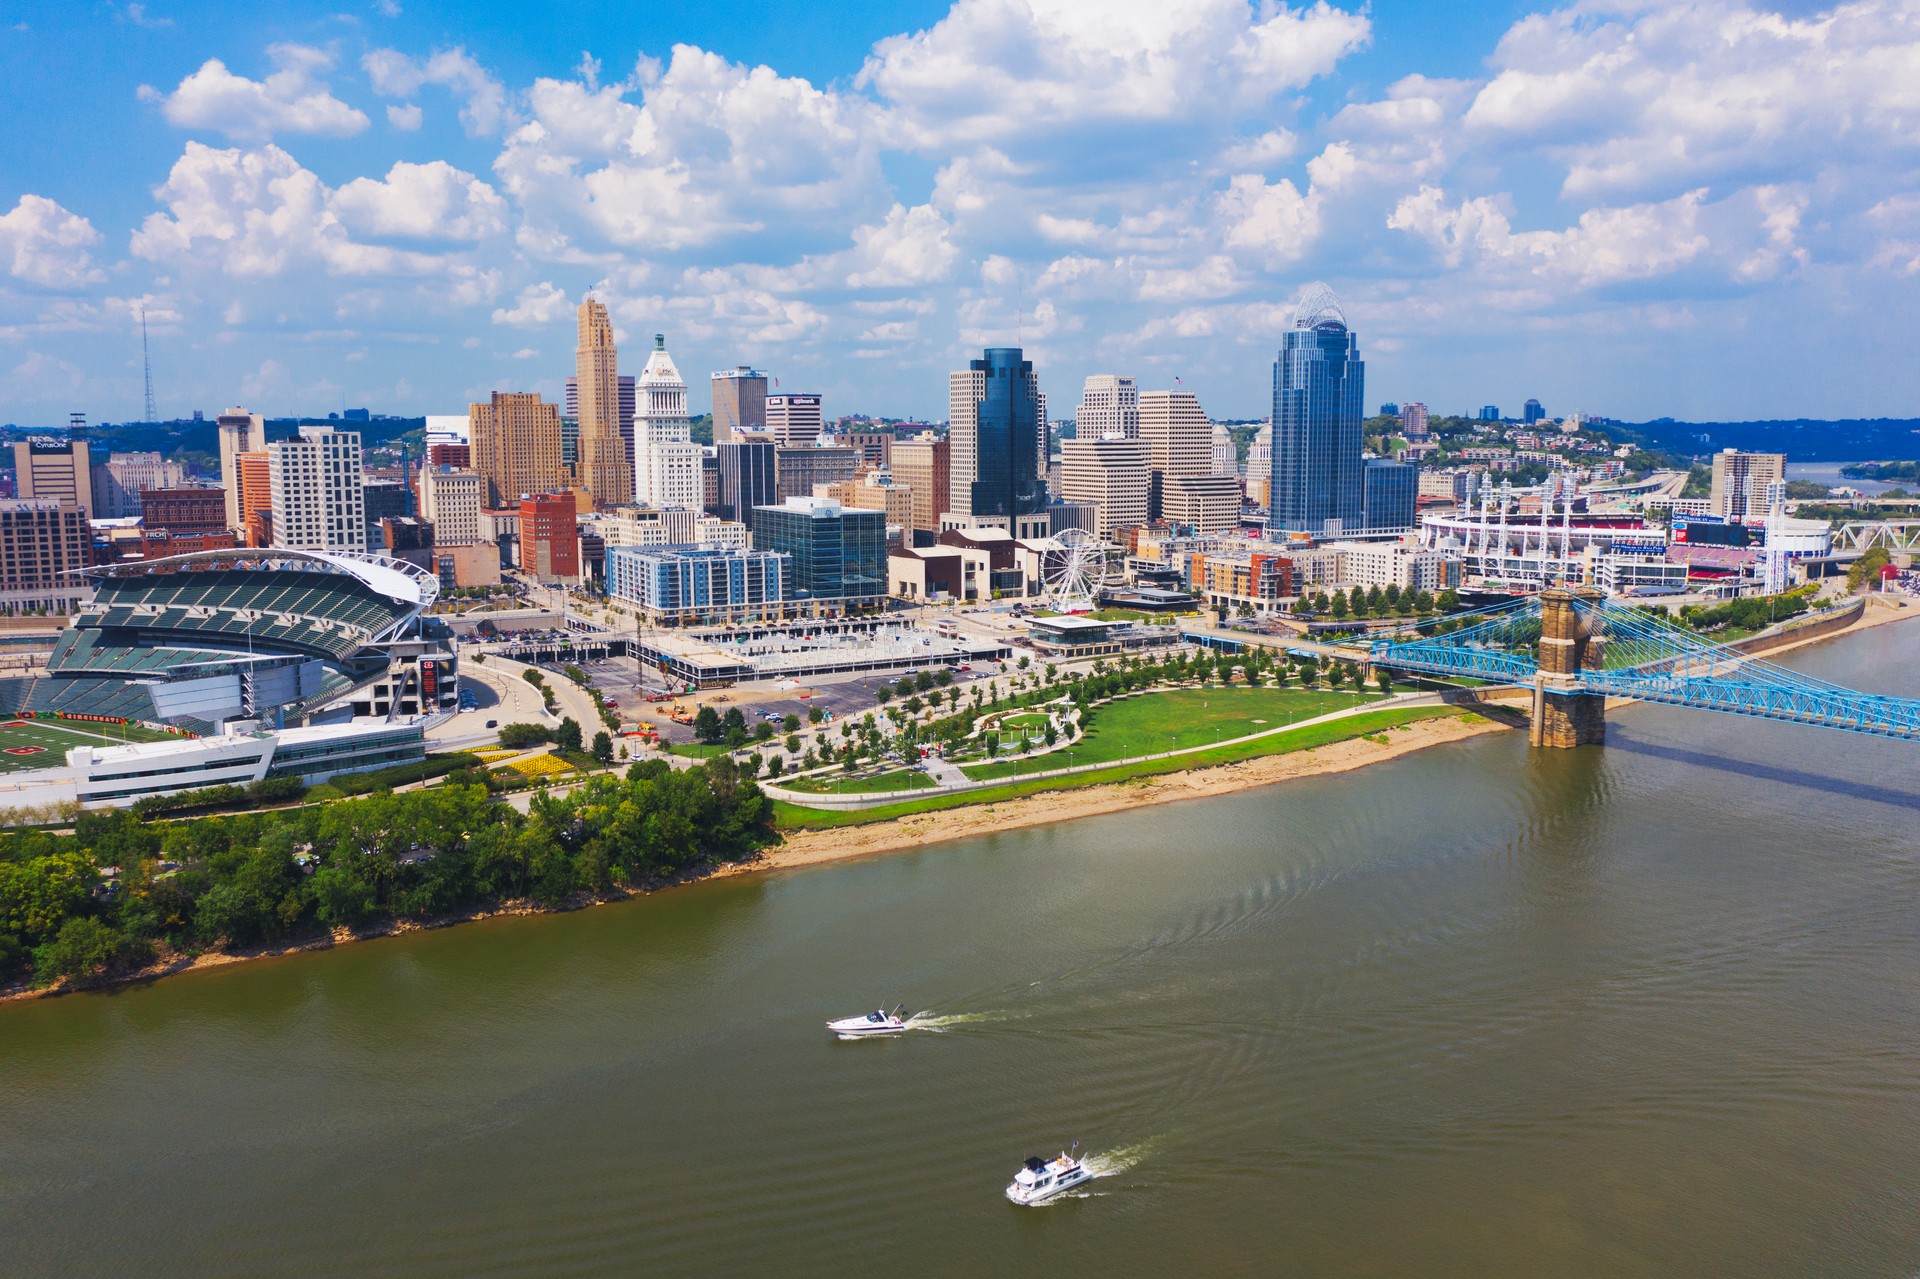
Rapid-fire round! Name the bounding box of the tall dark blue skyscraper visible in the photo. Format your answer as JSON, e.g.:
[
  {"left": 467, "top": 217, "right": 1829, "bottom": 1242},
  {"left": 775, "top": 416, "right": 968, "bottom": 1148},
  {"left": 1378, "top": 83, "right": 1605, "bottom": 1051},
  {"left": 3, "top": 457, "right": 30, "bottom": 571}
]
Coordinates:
[
  {"left": 950, "top": 347, "right": 1047, "bottom": 534},
  {"left": 1268, "top": 283, "right": 1364, "bottom": 537}
]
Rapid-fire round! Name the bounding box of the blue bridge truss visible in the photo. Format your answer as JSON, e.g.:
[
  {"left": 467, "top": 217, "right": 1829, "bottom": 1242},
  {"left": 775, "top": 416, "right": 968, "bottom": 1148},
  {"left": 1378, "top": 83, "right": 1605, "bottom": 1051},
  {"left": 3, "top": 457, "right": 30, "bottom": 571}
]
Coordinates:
[{"left": 1368, "top": 596, "right": 1920, "bottom": 742}]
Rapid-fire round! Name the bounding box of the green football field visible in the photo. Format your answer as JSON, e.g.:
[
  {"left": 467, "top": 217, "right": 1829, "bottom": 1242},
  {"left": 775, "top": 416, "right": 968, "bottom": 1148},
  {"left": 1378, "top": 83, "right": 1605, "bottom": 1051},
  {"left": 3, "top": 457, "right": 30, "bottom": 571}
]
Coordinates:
[{"left": 0, "top": 718, "right": 181, "bottom": 772}]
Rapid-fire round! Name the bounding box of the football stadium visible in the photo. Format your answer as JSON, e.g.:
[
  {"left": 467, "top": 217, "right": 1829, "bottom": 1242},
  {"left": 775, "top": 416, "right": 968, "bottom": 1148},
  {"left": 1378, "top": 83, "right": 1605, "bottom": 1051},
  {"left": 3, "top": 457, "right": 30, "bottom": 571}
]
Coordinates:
[
  {"left": 0, "top": 549, "right": 460, "bottom": 809},
  {"left": 0, "top": 548, "right": 458, "bottom": 734}
]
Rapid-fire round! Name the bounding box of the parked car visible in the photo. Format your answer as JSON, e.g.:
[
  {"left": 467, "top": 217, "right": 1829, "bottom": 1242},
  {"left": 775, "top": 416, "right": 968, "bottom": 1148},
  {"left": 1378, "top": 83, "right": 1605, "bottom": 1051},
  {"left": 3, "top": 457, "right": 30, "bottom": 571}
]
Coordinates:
[{"left": 485, "top": 719, "right": 498, "bottom": 728}]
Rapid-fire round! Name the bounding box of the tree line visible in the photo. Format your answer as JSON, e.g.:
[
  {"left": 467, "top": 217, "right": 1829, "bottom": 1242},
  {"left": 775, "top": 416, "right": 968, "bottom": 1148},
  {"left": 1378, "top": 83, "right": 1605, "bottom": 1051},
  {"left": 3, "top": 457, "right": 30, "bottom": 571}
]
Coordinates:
[{"left": 0, "top": 757, "right": 776, "bottom": 990}]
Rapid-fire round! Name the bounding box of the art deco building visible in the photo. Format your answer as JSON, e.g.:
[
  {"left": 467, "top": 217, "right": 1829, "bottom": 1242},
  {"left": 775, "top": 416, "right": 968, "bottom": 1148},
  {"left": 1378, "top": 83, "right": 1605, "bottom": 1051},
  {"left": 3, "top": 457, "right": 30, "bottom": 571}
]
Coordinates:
[
  {"left": 470, "top": 392, "right": 563, "bottom": 508},
  {"left": 572, "top": 298, "right": 634, "bottom": 509},
  {"left": 633, "top": 335, "right": 701, "bottom": 510}
]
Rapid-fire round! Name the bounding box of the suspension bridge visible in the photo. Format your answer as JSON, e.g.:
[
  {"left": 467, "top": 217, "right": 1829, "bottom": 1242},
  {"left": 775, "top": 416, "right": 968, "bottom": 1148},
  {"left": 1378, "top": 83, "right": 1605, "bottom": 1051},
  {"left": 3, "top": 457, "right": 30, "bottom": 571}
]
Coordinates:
[{"left": 1368, "top": 589, "right": 1920, "bottom": 748}]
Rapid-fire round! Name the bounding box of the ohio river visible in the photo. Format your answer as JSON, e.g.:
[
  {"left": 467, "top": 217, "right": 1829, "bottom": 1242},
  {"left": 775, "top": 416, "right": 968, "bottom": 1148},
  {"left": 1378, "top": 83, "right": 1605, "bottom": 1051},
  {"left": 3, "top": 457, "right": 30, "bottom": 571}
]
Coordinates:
[{"left": 4, "top": 624, "right": 1919, "bottom": 1278}]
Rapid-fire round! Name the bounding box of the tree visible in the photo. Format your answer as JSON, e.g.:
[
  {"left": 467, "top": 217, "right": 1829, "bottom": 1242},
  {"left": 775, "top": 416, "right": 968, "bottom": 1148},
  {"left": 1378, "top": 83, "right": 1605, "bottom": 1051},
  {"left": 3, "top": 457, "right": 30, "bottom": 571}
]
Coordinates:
[
  {"left": 754, "top": 721, "right": 775, "bottom": 743},
  {"left": 1374, "top": 670, "right": 1393, "bottom": 695},
  {"left": 1366, "top": 585, "right": 1384, "bottom": 613},
  {"left": 31, "top": 917, "right": 128, "bottom": 985},
  {"left": 591, "top": 731, "right": 613, "bottom": 764},
  {"left": 1044, "top": 721, "right": 1058, "bottom": 747},
  {"left": 1329, "top": 592, "right": 1349, "bottom": 619},
  {"left": 722, "top": 708, "right": 748, "bottom": 739},
  {"left": 895, "top": 678, "right": 916, "bottom": 699},
  {"left": 693, "top": 705, "right": 723, "bottom": 744},
  {"left": 1436, "top": 588, "right": 1460, "bottom": 613},
  {"left": 767, "top": 757, "right": 784, "bottom": 779},
  {"left": 1384, "top": 583, "right": 1402, "bottom": 611},
  {"left": 902, "top": 695, "right": 924, "bottom": 715},
  {"left": 1413, "top": 589, "right": 1435, "bottom": 614},
  {"left": 875, "top": 686, "right": 893, "bottom": 705},
  {"left": 782, "top": 713, "right": 800, "bottom": 733},
  {"left": 554, "top": 718, "right": 583, "bottom": 753},
  {"left": 807, "top": 705, "right": 825, "bottom": 725},
  {"left": 785, "top": 734, "right": 801, "bottom": 754},
  {"left": 913, "top": 669, "right": 936, "bottom": 694},
  {"left": 935, "top": 668, "right": 954, "bottom": 687}
]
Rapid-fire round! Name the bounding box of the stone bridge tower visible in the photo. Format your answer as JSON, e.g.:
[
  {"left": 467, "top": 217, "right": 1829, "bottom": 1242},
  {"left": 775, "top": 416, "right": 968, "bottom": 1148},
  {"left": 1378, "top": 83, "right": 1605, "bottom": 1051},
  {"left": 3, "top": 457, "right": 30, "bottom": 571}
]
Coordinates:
[{"left": 1530, "top": 587, "right": 1607, "bottom": 748}]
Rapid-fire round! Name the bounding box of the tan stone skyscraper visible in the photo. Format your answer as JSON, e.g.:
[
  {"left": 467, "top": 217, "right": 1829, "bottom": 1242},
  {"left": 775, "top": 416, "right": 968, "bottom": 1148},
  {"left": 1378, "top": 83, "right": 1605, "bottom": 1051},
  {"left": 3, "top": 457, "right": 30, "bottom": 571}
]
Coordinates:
[
  {"left": 573, "top": 297, "right": 634, "bottom": 509},
  {"left": 470, "top": 392, "right": 563, "bottom": 508}
]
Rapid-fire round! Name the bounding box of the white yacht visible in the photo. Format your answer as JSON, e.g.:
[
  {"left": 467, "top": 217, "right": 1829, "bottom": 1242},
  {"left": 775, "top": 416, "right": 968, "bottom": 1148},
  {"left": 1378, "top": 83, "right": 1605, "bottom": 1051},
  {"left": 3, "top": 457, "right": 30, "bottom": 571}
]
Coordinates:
[
  {"left": 826, "top": 1006, "right": 910, "bottom": 1038},
  {"left": 1005, "top": 1149, "right": 1094, "bottom": 1205}
]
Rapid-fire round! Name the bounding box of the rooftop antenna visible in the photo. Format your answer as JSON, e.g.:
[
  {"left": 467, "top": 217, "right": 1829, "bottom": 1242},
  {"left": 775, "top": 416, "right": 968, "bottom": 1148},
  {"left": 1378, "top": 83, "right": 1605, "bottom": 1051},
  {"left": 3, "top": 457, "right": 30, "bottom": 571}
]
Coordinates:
[{"left": 141, "top": 306, "right": 157, "bottom": 423}]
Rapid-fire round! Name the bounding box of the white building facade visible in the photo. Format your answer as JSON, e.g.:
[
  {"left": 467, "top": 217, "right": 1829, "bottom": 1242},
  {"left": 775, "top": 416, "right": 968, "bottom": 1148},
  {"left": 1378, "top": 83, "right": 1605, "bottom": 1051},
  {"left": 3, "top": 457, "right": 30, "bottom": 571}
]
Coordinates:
[
  {"left": 632, "top": 335, "right": 702, "bottom": 510},
  {"left": 269, "top": 426, "right": 365, "bottom": 554}
]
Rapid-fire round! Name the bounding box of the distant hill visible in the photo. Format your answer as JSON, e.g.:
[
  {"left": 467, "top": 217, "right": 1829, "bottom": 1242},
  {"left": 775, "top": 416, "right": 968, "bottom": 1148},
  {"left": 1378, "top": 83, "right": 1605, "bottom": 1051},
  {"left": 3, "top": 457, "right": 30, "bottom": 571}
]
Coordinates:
[{"left": 1619, "top": 418, "right": 1920, "bottom": 462}]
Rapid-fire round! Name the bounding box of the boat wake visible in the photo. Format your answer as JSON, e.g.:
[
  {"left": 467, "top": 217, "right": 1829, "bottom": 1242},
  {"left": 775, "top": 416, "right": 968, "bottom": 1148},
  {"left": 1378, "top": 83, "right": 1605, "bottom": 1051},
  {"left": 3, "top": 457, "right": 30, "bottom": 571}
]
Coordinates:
[
  {"left": 1082, "top": 1135, "right": 1164, "bottom": 1179},
  {"left": 905, "top": 1010, "right": 1024, "bottom": 1032}
]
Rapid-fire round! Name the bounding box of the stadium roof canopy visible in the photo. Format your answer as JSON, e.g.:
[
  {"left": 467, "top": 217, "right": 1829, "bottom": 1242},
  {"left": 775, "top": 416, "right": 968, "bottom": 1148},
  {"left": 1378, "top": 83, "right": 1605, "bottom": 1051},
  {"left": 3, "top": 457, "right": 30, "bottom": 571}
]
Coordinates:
[{"left": 79, "top": 547, "right": 436, "bottom": 609}]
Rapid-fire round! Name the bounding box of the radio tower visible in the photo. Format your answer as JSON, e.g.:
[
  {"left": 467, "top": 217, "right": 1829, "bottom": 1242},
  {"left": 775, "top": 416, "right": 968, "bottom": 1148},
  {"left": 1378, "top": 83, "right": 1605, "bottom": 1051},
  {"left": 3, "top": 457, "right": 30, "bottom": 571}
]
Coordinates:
[{"left": 140, "top": 306, "right": 157, "bottom": 422}]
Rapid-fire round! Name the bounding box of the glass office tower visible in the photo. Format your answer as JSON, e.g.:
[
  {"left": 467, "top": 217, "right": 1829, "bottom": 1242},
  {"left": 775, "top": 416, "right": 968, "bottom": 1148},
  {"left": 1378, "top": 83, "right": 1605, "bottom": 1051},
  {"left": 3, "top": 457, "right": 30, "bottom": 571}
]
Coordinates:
[
  {"left": 954, "top": 347, "right": 1047, "bottom": 523},
  {"left": 748, "top": 497, "right": 886, "bottom": 610},
  {"left": 1268, "top": 284, "right": 1364, "bottom": 537}
]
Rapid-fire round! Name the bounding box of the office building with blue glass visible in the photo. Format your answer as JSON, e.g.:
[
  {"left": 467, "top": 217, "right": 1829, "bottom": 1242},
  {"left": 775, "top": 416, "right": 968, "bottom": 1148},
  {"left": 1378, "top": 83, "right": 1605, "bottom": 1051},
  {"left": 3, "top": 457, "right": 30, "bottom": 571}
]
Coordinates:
[
  {"left": 749, "top": 496, "right": 887, "bottom": 615},
  {"left": 1361, "top": 457, "right": 1417, "bottom": 532},
  {"left": 1268, "top": 284, "right": 1365, "bottom": 538},
  {"left": 714, "top": 440, "right": 778, "bottom": 522},
  {"left": 949, "top": 347, "right": 1050, "bottom": 538}
]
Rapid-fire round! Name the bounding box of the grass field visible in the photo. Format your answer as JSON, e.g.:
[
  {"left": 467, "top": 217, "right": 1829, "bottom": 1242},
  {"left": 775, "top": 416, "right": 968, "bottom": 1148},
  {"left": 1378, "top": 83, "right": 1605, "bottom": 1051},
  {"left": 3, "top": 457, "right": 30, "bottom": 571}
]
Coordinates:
[
  {"left": 0, "top": 717, "right": 180, "bottom": 772},
  {"left": 782, "top": 767, "right": 935, "bottom": 795},
  {"left": 773, "top": 706, "right": 1475, "bottom": 831},
  {"left": 960, "top": 686, "right": 1383, "bottom": 780}
]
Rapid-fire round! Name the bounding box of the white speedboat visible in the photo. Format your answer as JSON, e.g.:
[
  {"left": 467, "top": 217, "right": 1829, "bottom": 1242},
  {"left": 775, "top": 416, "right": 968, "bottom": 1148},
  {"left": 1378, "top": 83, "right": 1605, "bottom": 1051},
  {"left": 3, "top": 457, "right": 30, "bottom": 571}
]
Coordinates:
[
  {"left": 827, "top": 1006, "right": 910, "bottom": 1037},
  {"left": 1005, "top": 1148, "right": 1094, "bottom": 1205}
]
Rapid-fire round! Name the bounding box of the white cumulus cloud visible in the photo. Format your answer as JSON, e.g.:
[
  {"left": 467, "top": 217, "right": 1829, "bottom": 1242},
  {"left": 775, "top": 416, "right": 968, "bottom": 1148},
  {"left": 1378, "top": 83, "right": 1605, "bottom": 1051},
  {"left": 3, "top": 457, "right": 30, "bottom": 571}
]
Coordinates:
[
  {"left": 0, "top": 195, "right": 105, "bottom": 289},
  {"left": 141, "top": 44, "right": 370, "bottom": 142}
]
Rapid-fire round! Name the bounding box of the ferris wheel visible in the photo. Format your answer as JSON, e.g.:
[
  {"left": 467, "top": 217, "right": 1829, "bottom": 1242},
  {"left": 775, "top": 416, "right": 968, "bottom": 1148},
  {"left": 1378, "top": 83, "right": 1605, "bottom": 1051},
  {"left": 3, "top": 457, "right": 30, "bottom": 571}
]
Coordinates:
[{"left": 1042, "top": 527, "right": 1108, "bottom": 613}]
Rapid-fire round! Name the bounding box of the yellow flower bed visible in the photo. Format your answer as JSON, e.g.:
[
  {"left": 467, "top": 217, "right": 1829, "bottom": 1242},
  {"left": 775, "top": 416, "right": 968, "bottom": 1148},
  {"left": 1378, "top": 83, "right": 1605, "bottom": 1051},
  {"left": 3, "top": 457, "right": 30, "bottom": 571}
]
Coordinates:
[
  {"left": 505, "top": 753, "right": 574, "bottom": 778},
  {"left": 473, "top": 748, "right": 520, "bottom": 761}
]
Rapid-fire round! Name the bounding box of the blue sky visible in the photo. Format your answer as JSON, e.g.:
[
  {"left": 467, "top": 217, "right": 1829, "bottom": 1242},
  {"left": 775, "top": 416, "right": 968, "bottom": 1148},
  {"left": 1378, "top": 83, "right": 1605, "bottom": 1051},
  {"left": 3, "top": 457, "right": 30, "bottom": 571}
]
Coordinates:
[{"left": 1, "top": 0, "right": 1916, "bottom": 427}]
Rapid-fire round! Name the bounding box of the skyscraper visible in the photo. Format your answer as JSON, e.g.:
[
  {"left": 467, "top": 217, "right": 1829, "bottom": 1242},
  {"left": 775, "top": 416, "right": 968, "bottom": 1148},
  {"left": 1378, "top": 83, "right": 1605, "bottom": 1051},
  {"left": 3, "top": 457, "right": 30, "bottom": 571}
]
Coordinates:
[
  {"left": 633, "top": 334, "right": 701, "bottom": 510},
  {"left": 269, "top": 425, "right": 365, "bottom": 553},
  {"left": 1138, "top": 389, "right": 1212, "bottom": 519},
  {"left": 890, "top": 433, "right": 950, "bottom": 541},
  {"left": 1061, "top": 435, "right": 1150, "bottom": 538},
  {"left": 949, "top": 347, "right": 1048, "bottom": 537},
  {"left": 714, "top": 440, "right": 778, "bottom": 522},
  {"left": 469, "top": 392, "right": 563, "bottom": 508},
  {"left": 1268, "top": 283, "right": 1364, "bottom": 538},
  {"left": 766, "top": 393, "right": 823, "bottom": 448},
  {"left": 12, "top": 438, "right": 93, "bottom": 519},
  {"left": 573, "top": 298, "right": 634, "bottom": 509},
  {"left": 215, "top": 406, "right": 264, "bottom": 532},
  {"left": 1077, "top": 375, "right": 1139, "bottom": 440},
  {"left": 1522, "top": 398, "right": 1545, "bottom": 425},
  {"left": 712, "top": 367, "right": 768, "bottom": 443}
]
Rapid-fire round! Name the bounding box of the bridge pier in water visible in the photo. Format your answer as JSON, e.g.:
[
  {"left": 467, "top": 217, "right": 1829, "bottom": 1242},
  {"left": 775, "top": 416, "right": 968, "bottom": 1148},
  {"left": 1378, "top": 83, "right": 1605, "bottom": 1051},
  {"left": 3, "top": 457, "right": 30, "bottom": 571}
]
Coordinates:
[{"left": 1529, "top": 587, "right": 1607, "bottom": 749}]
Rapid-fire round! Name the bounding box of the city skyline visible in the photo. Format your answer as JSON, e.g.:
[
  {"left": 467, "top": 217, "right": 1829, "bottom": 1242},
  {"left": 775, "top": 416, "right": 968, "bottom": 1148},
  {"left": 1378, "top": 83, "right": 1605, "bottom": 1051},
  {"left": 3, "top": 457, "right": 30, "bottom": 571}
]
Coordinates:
[{"left": 2, "top": 1, "right": 1916, "bottom": 426}]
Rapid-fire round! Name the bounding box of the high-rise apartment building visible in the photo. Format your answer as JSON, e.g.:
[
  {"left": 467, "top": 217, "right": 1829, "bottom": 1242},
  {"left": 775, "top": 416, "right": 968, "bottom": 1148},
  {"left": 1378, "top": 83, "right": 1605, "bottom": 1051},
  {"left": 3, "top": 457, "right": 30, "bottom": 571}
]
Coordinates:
[
  {"left": 216, "top": 407, "right": 265, "bottom": 532},
  {"left": 890, "top": 433, "right": 950, "bottom": 539},
  {"left": 1269, "top": 284, "right": 1365, "bottom": 538},
  {"left": 712, "top": 367, "right": 768, "bottom": 443},
  {"left": 1078, "top": 375, "right": 1140, "bottom": 440},
  {"left": 1402, "top": 402, "right": 1430, "bottom": 439},
  {"left": 0, "top": 500, "right": 90, "bottom": 613},
  {"left": 269, "top": 425, "right": 365, "bottom": 553},
  {"left": 767, "top": 393, "right": 824, "bottom": 448},
  {"left": 469, "top": 391, "right": 563, "bottom": 508},
  {"left": 949, "top": 348, "right": 1048, "bottom": 537},
  {"left": 12, "top": 439, "right": 93, "bottom": 519},
  {"left": 1061, "top": 435, "right": 1150, "bottom": 538},
  {"left": 573, "top": 298, "right": 634, "bottom": 509},
  {"left": 1709, "top": 448, "right": 1787, "bottom": 521},
  {"left": 633, "top": 334, "right": 701, "bottom": 509},
  {"left": 419, "top": 467, "right": 484, "bottom": 546},
  {"left": 94, "top": 452, "right": 183, "bottom": 518}
]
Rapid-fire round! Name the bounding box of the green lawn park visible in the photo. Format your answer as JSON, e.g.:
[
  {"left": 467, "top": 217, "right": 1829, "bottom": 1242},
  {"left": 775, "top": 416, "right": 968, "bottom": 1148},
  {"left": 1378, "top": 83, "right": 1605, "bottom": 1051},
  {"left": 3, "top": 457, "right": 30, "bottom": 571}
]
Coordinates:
[
  {"left": 773, "top": 705, "right": 1476, "bottom": 831},
  {"left": 0, "top": 716, "right": 181, "bottom": 772},
  {"left": 781, "top": 768, "right": 935, "bottom": 795},
  {"left": 960, "top": 685, "right": 1387, "bottom": 780}
]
